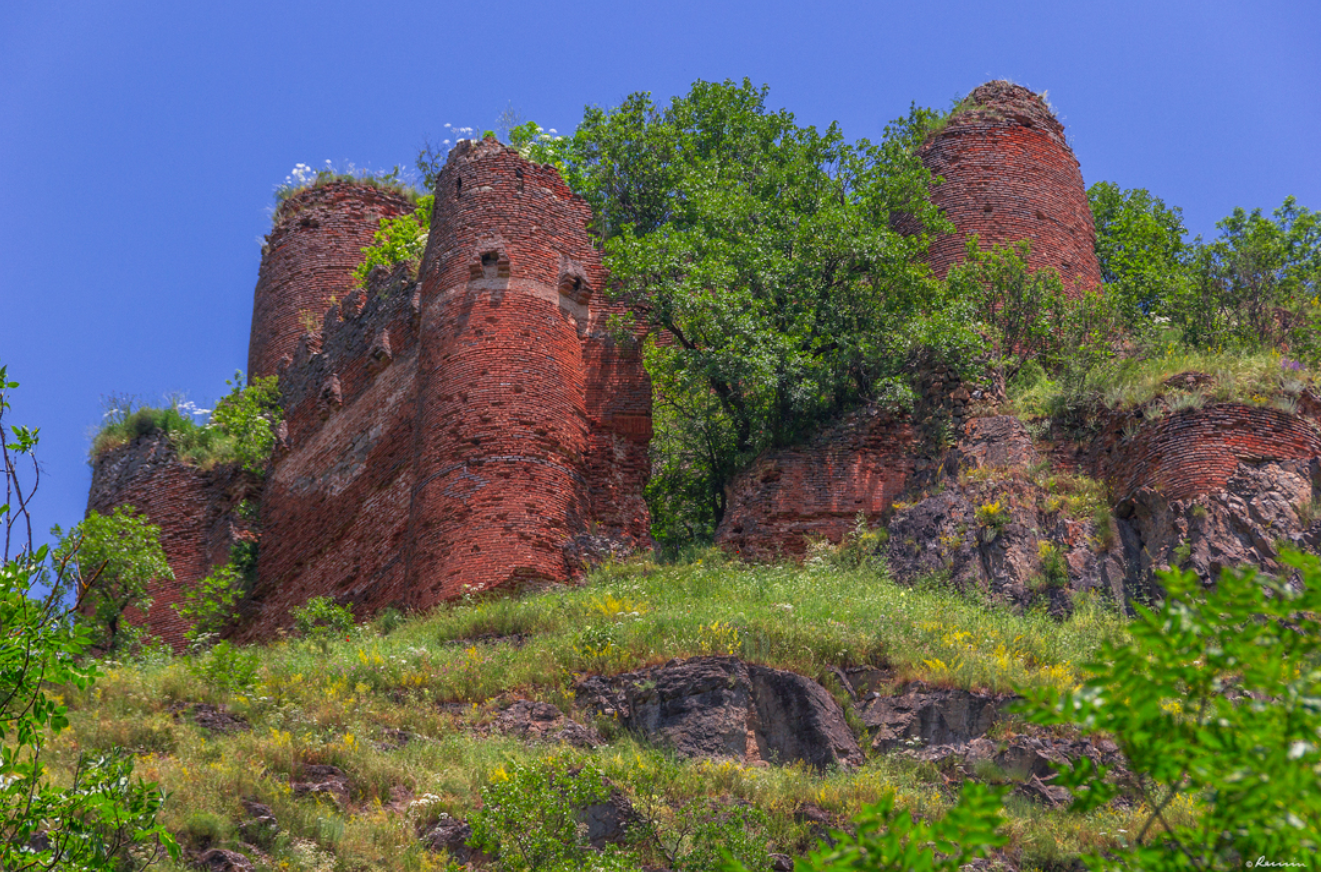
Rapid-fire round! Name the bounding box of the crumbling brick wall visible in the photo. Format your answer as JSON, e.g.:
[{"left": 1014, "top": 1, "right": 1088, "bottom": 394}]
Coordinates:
[
  {"left": 87, "top": 435, "right": 258, "bottom": 651},
  {"left": 915, "top": 81, "right": 1101, "bottom": 294},
  {"left": 248, "top": 182, "right": 417, "bottom": 380},
  {"left": 580, "top": 295, "right": 653, "bottom": 547},
  {"left": 1092, "top": 403, "right": 1321, "bottom": 503},
  {"left": 406, "top": 140, "right": 602, "bottom": 604},
  {"left": 715, "top": 405, "right": 919, "bottom": 560},
  {"left": 234, "top": 264, "right": 423, "bottom": 640}
]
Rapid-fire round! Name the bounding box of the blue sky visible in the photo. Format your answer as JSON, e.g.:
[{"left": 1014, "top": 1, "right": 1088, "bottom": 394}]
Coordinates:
[{"left": 2, "top": 0, "right": 1319, "bottom": 546}]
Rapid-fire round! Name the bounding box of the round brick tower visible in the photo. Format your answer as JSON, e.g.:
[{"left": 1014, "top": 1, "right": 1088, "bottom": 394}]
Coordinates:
[
  {"left": 406, "top": 139, "right": 598, "bottom": 603},
  {"left": 917, "top": 81, "right": 1101, "bottom": 294},
  {"left": 248, "top": 181, "right": 416, "bottom": 380}
]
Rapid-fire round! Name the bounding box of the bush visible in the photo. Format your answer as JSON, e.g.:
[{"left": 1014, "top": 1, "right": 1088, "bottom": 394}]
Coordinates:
[
  {"left": 1, "top": 363, "right": 178, "bottom": 869},
  {"left": 353, "top": 194, "right": 434, "bottom": 287},
  {"left": 292, "top": 595, "right": 355, "bottom": 649},
  {"left": 92, "top": 373, "right": 282, "bottom": 474},
  {"left": 1029, "top": 552, "right": 1321, "bottom": 868},
  {"left": 469, "top": 758, "right": 635, "bottom": 871}
]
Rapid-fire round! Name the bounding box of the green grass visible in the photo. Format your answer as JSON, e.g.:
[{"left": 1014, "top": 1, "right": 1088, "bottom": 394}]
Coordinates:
[
  {"left": 90, "top": 402, "right": 240, "bottom": 468},
  {"left": 48, "top": 553, "right": 1136, "bottom": 870},
  {"left": 1011, "top": 344, "right": 1314, "bottom": 422}
]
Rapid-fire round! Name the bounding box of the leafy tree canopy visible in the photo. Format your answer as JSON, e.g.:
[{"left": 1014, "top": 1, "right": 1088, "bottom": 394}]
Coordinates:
[{"left": 524, "top": 80, "right": 975, "bottom": 538}]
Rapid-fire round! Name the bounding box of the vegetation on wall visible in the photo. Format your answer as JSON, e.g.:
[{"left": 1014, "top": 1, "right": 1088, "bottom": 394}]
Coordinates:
[{"left": 91, "top": 373, "right": 282, "bottom": 474}]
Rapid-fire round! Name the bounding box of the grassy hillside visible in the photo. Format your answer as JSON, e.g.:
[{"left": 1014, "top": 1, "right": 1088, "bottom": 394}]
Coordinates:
[{"left": 46, "top": 549, "right": 1144, "bottom": 871}]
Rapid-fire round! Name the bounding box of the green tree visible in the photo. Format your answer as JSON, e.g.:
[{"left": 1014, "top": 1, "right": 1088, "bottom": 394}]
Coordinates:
[
  {"left": 1, "top": 364, "right": 177, "bottom": 870},
  {"left": 1179, "top": 196, "right": 1321, "bottom": 355},
  {"left": 536, "top": 80, "right": 962, "bottom": 536},
  {"left": 211, "top": 372, "right": 282, "bottom": 473},
  {"left": 1088, "top": 182, "right": 1192, "bottom": 328},
  {"left": 51, "top": 506, "right": 172, "bottom": 653}
]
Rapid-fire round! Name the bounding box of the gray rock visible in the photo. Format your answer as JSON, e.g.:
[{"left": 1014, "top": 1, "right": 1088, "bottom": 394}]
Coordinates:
[
  {"left": 578, "top": 657, "right": 863, "bottom": 770},
  {"left": 495, "top": 699, "right": 602, "bottom": 748},
  {"left": 855, "top": 684, "right": 1012, "bottom": 751},
  {"left": 198, "top": 849, "right": 254, "bottom": 872}
]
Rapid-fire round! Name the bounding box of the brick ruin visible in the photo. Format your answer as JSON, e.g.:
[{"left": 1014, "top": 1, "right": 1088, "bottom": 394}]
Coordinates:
[
  {"left": 87, "top": 82, "right": 1320, "bottom": 643},
  {"left": 913, "top": 80, "right": 1102, "bottom": 293}
]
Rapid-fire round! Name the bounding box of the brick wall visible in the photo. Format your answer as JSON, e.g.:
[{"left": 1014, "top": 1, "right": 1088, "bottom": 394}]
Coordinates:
[
  {"left": 406, "top": 139, "right": 601, "bottom": 604},
  {"left": 915, "top": 81, "right": 1101, "bottom": 295},
  {"left": 715, "top": 407, "right": 919, "bottom": 560},
  {"left": 248, "top": 182, "right": 416, "bottom": 380},
  {"left": 1093, "top": 402, "right": 1321, "bottom": 503},
  {"left": 87, "top": 435, "right": 258, "bottom": 651},
  {"left": 234, "top": 264, "right": 422, "bottom": 640},
  {"left": 581, "top": 295, "right": 653, "bottom": 546}
]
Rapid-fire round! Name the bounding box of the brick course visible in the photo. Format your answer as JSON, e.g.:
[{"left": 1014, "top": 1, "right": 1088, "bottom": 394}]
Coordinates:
[
  {"left": 87, "top": 435, "right": 258, "bottom": 651},
  {"left": 915, "top": 81, "right": 1101, "bottom": 294},
  {"left": 1092, "top": 402, "right": 1321, "bottom": 503}
]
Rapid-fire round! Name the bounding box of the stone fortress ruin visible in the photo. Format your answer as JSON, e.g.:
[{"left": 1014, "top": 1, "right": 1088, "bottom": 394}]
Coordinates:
[{"left": 88, "top": 82, "right": 1321, "bottom": 648}]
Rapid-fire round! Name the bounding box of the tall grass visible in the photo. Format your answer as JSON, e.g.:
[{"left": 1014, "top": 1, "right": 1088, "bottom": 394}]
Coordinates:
[
  {"left": 51, "top": 553, "right": 1135, "bottom": 870},
  {"left": 1012, "top": 344, "right": 1312, "bottom": 420},
  {"left": 90, "top": 401, "right": 239, "bottom": 468}
]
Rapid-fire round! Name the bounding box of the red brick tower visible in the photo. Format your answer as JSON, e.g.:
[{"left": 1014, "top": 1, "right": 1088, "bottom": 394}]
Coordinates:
[
  {"left": 406, "top": 139, "right": 598, "bottom": 603},
  {"left": 917, "top": 81, "right": 1101, "bottom": 294},
  {"left": 248, "top": 182, "right": 416, "bottom": 380}
]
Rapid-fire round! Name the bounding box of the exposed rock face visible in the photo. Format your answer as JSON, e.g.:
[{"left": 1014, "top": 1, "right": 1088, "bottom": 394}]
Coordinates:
[
  {"left": 577, "top": 657, "right": 863, "bottom": 770},
  {"left": 1116, "top": 459, "right": 1321, "bottom": 599},
  {"left": 855, "top": 684, "right": 1014, "bottom": 752},
  {"left": 884, "top": 416, "right": 1128, "bottom": 608},
  {"left": 494, "top": 699, "right": 602, "bottom": 748}
]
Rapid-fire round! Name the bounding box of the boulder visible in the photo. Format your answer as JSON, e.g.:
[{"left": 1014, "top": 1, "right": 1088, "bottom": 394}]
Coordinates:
[
  {"left": 291, "top": 764, "right": 351, "bottom": 809},
  {"left": 578, "top": 657, "right": 862, "bottom": 770},
  {"left": 197, "top": 849, "right": 254, "bottom": 872},
  {"left": 855, "top": 684, "right": 1012, "bottom": 751}
]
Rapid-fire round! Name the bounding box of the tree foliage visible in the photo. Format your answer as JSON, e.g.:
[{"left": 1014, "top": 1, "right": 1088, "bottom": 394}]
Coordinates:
[
  {"left": 1, "top": 364, "right": 177, "bottom": 870},
  {"left": 210, "top": 372, "right": 282, "bottom": 474},
  {"left": 51, "top": 506, "right": 172, "bottom": 653},
  {"left": 530, "top": 80, "right": 968, "bottom": 540},
  {"left": 1027, "top": 553, "right": 1321, "bottom": 869}
]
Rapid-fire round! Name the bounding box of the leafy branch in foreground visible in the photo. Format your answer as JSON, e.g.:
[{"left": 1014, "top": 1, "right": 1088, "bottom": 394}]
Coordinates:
[
  {"left": 1, "top": 363, "right": 178, "bottom": 870},
  {"left": 1027, "top": 552, "right": 1321, "bottom": 870}
]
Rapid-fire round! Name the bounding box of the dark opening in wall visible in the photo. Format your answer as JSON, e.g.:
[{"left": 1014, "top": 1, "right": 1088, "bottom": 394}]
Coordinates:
[
  {"left": 482, "top": 252, "right": 500, "bottom": 280},
  {"left": 456, "top": 177, "right": 462, "bottom": 199},
  {"left": 515, "top": 168, "right": 524, "bottom": 193}
]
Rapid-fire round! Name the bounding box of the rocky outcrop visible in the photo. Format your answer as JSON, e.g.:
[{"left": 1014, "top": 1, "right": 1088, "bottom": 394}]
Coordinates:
[
  {"left": 577, "top": 656, "right": 863, "bottom": 770},
  {"left": 884, "top": 416, "right": 1128, "bottom": 610},
  {"left": 854, "top": 684, "right": 1014, "bottom": 752},
  {"left": 1116, "top": 458, "right": 1321, "bottom": 599},
  {"left": 493, "top": 699, "right": 602, "bottom": 748}
]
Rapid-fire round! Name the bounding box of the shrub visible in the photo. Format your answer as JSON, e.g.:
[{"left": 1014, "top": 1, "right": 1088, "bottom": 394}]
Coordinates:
[
  {"left": 51, "top": 505, "right": 173, "bottom": 652},
  {"left": 1028, "top": 552, "right": 1321, "bottom": 868},
  {"left": 292, "top": 596, "right": 355, "bottom": 650},
  {"left": 469, "top": 758, "right": 635, "bottom": 871},
  {"left": 1, "top": 363, "right": 178, "bottom": 869},
  {"left": 353, "top": 193, "right": 434, "bottom": 287}
]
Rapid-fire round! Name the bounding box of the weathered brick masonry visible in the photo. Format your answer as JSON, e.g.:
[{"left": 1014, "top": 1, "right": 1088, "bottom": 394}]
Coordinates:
[
  {"left": 234, "top": 142, "right": 652, "bottom": 636},
  {"left": 234, "top": 265, "right": 423, "bottom": 639},
  {"left": 915, "top": 81, "right": 1101, "bottom": 294},
  {"left": 1093, "top": 403, "right": 1321, "bottom": 503},
  {"left": 248, "top": 183, "right": 417, "bottom": 380},
  {"left": 716, "top": 408, "right": 919, "bottom": 561},
  {"left": 87, "top": 435, "right": 259, "bottom": 651},
  {"left": 407, "top": 140, "right": 601, "bottom": 603}
]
